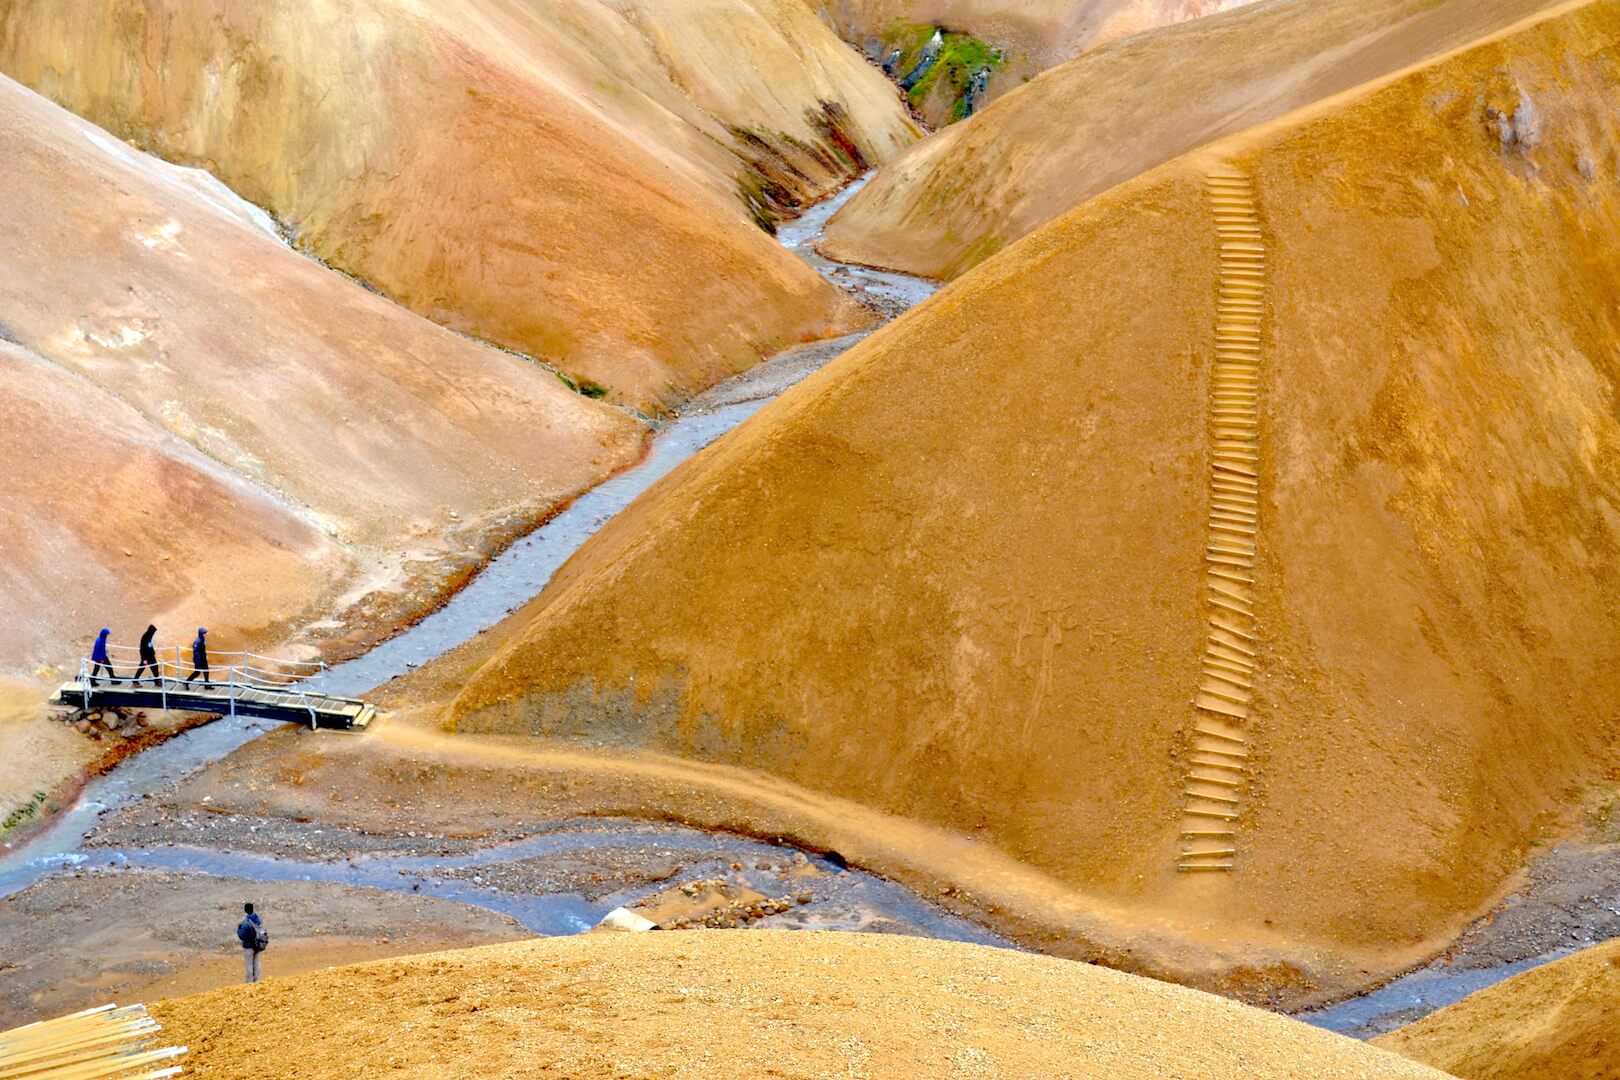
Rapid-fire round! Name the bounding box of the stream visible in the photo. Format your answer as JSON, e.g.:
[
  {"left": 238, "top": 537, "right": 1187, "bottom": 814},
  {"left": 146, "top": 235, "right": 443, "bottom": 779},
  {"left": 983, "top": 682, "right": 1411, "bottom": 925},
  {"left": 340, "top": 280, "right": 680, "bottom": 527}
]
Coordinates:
[
  {"left": 1298, "top": 947, "right": 1576, "bottom": 1038},
  {"left": 67, "top": 818, "right": 1005, "bottom": 944},
  {"left": 0, "top": 177, "right": 993, "bottom": 954}
]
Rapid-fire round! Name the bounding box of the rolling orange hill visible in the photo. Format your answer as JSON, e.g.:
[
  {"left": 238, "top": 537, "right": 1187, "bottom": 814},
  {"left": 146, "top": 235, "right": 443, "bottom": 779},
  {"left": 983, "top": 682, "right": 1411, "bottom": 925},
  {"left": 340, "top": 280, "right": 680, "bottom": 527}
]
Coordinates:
[
  {"left": 442, "top": 0, "right": 1620, "bottom": 1003},
  {"left": 150, "top": 933, "right": 1456, "bottom": 1079},
  {"left": 0, "top": 0, "right": 919, "bottom": 411},
  {"left": 820, "top": 0, "right": 1558, "bottom": 279},
  {"left": 0, "top": 73, "right": 644, "bottom": 671}
]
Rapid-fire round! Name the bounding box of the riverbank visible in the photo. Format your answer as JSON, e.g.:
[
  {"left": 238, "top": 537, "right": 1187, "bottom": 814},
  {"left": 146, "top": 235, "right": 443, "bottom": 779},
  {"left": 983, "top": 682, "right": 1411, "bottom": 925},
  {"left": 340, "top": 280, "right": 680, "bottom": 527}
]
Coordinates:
[
  {"left": 1301, "top": 836, "right": 1620, "bottom": 1037},
  {"left": 0, "top": 676, "right": 229, "bottom": 855},
  {"left": 40, "top": 668, "right": 1620, "bottom": 1034},
  {"left": 0, "top": 678, "right": 87, "bottom": 834},
  {"left": 0, "top": 869, "right": 527, "bottom": 1028},
  {"left": 0, "top": 715, "right": 1007, "bottom": 1023}
]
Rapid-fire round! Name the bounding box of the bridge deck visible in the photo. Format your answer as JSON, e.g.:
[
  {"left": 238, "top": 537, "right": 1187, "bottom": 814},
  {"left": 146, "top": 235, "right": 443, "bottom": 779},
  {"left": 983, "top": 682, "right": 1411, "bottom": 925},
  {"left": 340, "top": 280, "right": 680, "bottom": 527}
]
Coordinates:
[{"left": 54, "top": 677, "right": 376, "bottom": 730}]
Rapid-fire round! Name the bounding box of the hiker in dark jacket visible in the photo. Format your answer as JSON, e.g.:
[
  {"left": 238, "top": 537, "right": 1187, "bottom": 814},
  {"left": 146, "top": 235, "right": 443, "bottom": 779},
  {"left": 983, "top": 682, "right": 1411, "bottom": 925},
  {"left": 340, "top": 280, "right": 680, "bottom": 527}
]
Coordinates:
[
  {"left": 89, "top": 628, "right": 118, "bottom": 684},
  {"left": 236, "top": 902, "right": 267, "bottom": 983},
  {"left": 183, "top": 628, "right": 210, "bottom": 687},
  {"left": 132, "top": 624, "right": 161, "bottom": 687}
]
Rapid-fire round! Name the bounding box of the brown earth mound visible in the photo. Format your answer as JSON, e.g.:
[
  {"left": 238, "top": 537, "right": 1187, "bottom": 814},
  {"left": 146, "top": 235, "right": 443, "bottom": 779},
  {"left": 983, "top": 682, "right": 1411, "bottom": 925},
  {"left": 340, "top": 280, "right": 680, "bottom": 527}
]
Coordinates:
[
  {"left": 445, "top": 0, "right": 1620, "bottom": 1003},
  {"left": 821, "top": 0, "right": 1560, "bottom": 279},
  {"left": 0, "top": 0, "right": 917, "bottom": 410},
  {"left": 1377, "top": 939, "right": 1620, "bottom": 1079},
  {"left": 151, "top": 932, "right": 1454, "bottom": 1079},
  {"left": 0, "top": 74, "right": 645, "bottom": 671}
]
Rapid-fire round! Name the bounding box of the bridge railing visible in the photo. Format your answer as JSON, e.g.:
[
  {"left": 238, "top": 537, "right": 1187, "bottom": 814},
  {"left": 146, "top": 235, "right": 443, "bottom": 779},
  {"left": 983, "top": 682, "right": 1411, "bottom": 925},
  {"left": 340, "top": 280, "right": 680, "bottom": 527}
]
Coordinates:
[{"left": 76, "top": 642, "right": 334, "bottom": 729}]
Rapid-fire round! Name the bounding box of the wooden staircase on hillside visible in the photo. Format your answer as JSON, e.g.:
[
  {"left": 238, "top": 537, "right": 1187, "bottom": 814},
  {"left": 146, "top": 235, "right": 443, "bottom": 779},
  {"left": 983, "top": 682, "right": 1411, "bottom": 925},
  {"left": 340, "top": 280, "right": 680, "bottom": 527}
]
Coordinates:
[{"left": 1177, "top": 167, "right": 1266, "bottom": 874}]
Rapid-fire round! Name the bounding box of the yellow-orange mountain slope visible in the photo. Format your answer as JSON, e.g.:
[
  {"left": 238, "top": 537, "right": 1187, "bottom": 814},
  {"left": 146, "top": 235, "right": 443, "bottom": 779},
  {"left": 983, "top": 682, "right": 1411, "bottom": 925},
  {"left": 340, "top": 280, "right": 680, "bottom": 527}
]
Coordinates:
[
  {"left": 0, "top": 0, "right": 918, "bottom": 411},
  {"left": 447, "top": 0, "right": 1620, "bottom": 1004},
  {"left": 0, "top": 74, "right": 645, "bottom": 671},
  {"left": 1377, "top": 939, "right": 1620, "bottom": 1080},
  {"left": 150, "top": 932, "right": 1454, "bottom": 1079},
  {"left": 821, "top": 0, "right": 1561, "bottom": 279}
]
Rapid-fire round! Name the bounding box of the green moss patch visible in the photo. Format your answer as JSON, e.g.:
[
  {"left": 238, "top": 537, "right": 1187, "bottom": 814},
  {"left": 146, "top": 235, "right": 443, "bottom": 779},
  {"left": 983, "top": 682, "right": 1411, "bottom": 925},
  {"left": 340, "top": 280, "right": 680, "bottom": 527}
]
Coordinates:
[{"left": 883, "top": 21, "right": 1004, "bottom": 123}]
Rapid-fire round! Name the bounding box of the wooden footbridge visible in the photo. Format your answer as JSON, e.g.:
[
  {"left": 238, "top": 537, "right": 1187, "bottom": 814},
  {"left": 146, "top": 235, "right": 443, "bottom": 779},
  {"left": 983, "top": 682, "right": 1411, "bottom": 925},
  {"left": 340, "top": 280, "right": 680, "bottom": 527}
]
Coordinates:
[{"left": 54, "top": 641, "right": 375, "bottom": 731}]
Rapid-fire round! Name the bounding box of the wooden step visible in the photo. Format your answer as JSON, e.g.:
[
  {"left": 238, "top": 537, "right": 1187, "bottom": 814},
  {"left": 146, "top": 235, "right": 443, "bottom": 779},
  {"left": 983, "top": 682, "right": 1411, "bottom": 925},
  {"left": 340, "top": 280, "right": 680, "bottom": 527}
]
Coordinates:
[
  {"left": 1189, "top": 772, "right": 1243, "bottom": 788},
  {"left": 1194, "top": 724, "right": 1247, "bottom": 744}
]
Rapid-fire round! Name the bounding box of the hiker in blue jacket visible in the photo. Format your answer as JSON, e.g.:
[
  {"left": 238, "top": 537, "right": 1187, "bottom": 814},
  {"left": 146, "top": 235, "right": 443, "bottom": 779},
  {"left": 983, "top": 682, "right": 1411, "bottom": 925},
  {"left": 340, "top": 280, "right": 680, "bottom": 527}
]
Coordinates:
[
  {"left": 236, "top": 902, "right": 268, "bottom": 983},
  {"left": 183, "top": 628, "right": 210, "bottom": 687},
  {"left": 89, "top": 628, "right": 118, "bottom": 684}
]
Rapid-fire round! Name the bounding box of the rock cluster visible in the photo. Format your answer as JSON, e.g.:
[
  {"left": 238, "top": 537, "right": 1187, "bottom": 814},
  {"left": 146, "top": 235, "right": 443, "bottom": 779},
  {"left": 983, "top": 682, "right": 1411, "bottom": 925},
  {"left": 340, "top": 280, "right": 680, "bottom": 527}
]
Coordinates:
[
  {"left": 58, "top": 708, "right": 146, "bottom": 740},
  {"left": 642, "top": 876, "right": 818, "bottom": 930}
]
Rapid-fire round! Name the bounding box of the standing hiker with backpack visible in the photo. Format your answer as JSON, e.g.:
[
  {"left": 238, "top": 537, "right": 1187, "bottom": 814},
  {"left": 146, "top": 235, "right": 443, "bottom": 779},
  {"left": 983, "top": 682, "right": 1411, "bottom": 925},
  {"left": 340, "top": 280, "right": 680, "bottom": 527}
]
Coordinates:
[{"left": 237, "top": 902, "right": 268, "bottom": 983}]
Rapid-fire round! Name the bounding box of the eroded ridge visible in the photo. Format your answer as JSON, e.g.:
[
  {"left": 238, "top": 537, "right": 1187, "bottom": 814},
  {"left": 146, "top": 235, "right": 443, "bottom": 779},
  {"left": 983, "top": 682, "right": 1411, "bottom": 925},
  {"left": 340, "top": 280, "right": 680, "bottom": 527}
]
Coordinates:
[{"left": 1177, "top": 168, "right": 1264, "bottom": 874}]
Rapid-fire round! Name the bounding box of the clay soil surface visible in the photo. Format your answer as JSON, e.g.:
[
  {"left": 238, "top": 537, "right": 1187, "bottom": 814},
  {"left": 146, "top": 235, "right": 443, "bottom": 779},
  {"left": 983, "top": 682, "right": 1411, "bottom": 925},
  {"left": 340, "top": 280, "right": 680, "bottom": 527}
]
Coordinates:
[
  {"left": 0, "top": 72, "right": 648, "bottom": 676},
  {"left": 0, "top": 677, "right": 221, "bottom": 854},
  {"left": 151, "top": 932, "right": 1453, "bottom": 1079},
  {"left": 45, "top": 684, "right": 1335, "bottom": 1006},
  {"left": 0, "top": 869, "right": 525, "bottom": 1029},
  {"left": 0, "top": 679, "right": 90, "bottom": 836}
]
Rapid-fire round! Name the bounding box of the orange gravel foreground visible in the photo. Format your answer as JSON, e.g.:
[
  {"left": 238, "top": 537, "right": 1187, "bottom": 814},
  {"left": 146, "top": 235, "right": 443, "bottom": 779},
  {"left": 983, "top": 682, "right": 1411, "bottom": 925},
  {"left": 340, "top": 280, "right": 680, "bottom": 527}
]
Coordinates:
[{"left": 152, "top": 932, "right": 1454, "bottom": 1079}]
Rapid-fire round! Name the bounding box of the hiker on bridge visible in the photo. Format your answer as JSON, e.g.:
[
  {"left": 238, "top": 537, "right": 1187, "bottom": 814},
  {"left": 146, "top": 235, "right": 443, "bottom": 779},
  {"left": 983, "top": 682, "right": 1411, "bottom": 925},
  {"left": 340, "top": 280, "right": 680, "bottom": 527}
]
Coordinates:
[
  {"left": 183, "top": 628, "right": 210, "bottom": 687},
  {"left": 236, "top": 902, "right": 268, "bottom": 983},
  {"left": 89, "top": 628, "right": 118, "bottom": 684},
  {"left": 132, "top": 624, "right": 161, "bottom": 687}
]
